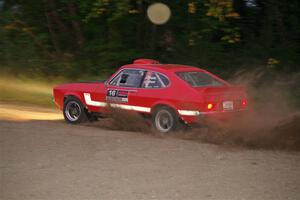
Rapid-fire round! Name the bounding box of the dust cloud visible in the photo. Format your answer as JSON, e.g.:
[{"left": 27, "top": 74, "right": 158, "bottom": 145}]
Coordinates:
[{"left": 188, "top": 69, "right": 300, "bottom": 150}]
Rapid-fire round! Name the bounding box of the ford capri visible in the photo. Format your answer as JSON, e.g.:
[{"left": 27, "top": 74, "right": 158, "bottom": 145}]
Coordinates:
[{"left": 53, "top": 59, "right": 248, "bottom": 133}]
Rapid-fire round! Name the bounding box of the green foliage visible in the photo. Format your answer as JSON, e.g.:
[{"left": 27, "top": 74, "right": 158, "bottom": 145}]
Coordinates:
[{"left": 0, "top": 0, "right": 299, "bottom": 79}]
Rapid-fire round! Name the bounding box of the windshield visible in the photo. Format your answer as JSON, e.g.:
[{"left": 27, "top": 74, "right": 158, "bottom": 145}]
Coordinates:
[{"left": 176, "top": 71, "right": 224, "bottom": 87}]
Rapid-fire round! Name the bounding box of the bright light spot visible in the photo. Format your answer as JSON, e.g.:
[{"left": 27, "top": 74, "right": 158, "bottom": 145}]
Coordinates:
[
  {"left": 245, "top": 0, "right": 257, "bottom": 7},
  {"left": 241, "top": 99, "right": 247, "bottom": 107},
  {"left": 147, "top": 3, "right": 171, "bottom": 25},
  {"left": 207, "top": 103, "right": 213, "bottom": 110}
]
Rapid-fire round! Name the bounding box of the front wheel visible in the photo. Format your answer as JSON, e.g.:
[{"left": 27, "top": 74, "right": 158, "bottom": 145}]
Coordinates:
[
  {"left": 63, "top": 97, "right": 88, "bottom": 124},
  {"left": 152, "top": 106, "right": 179, "bottom": 133}
]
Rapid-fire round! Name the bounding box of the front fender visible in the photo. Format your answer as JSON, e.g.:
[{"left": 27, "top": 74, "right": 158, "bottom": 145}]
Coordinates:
[{"left": 64, "top": 92, "right": 86, "bottom": 106}]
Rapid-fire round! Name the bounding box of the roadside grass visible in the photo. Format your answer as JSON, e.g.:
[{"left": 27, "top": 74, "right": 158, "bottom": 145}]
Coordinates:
[
  {"left": 0, "top": 72, "right": 110, "bottom": 108},
  {"left": 0, "top": 76, "right": 60, "bottom": 107}
]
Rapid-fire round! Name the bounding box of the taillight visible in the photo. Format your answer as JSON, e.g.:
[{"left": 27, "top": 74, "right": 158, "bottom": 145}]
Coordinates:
[
  {"left": 241, "top": 99, "right": 247, "bottom": 107},
  {"left": 207, "top": 103, "right": 214, "bottom": 110}
]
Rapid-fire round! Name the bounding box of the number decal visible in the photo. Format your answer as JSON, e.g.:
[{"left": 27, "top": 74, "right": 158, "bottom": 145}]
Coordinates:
[
  {"left": 106, "top": 89, "right": 129, "bottom": 102},
  {"left": 107, "top": 90, "right": 117, "bottom": 97}
]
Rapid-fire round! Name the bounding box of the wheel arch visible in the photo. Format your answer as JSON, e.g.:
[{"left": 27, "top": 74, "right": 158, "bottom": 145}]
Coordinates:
[
  {"left": 63, "top": 92, "right": 89, "bottom": 110},
  {"left": 151, "top": 102, "right": 178, "bottom": 115},
  {"left": 64, "top": 92, "right": 84, "bottom": 103}
]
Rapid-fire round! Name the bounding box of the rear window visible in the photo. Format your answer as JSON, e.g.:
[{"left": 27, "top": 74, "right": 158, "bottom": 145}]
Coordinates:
[{"left": 176, "top": 71, "right": 224, "bottom": 87}]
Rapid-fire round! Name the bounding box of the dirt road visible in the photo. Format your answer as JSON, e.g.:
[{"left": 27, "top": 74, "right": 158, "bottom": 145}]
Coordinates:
[{"left": 1, "top": 105, "right": 300, "bottom": 200}]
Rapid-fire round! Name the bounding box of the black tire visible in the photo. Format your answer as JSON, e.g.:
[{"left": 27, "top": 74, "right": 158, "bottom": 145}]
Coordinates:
[
  {"left": 152, "top": 106, "right": 179, "bottom": 133},
  {"left": 63, "top": 96, "right": 88, "bottom": 124}
]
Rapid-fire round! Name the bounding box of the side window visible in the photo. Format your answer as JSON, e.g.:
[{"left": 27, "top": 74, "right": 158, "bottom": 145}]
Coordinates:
[
  {"left": 109, "top": 69, "right": 145, "bottom": 88},
  {"left": 157, "top": 73, "right": 170, "bottom": 86},
  {"left": 142, "top": 71, "right": 170, "bottom": 88}
]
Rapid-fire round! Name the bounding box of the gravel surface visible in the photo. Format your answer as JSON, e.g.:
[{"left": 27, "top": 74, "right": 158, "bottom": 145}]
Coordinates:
[{"left": 1, "top": 118, "right": 300, "bottom": 200}]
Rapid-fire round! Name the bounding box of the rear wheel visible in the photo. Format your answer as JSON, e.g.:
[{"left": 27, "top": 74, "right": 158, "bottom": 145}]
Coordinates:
[
  {"left": 63, "top": 97, "right": 88, "bottom": 124},
  {"left": 152, "top": 106, "right": 179, "bottom": 133}
]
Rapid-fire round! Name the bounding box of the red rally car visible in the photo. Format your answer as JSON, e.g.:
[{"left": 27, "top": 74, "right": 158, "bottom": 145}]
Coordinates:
[{"left": 53, "top": 59, "right": 248, "bottom": 133}]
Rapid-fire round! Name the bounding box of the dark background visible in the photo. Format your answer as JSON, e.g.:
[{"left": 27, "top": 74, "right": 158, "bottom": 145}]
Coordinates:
[{"left": 0, "top": 0, "right": 299, "bottom": 79}]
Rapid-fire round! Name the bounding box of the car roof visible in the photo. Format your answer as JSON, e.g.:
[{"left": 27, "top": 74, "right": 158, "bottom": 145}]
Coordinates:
[{"left": 121, "top": 64, "right": 207, "bottom": 73}]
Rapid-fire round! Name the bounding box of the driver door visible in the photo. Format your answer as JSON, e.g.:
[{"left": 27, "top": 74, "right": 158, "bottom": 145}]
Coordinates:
[{"left": 105, "top": 68, "right": 148, "bottom": 111}]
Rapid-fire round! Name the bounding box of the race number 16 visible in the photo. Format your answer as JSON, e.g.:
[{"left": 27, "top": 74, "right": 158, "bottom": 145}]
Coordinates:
[{"left": 107, "top": 89, "right": 117, "bottom": 97}]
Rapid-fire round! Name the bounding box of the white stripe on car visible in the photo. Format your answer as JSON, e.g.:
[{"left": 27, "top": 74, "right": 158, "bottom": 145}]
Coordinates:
[{"left": 84, "top": 93, "right": 200, "bottom": 116}]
